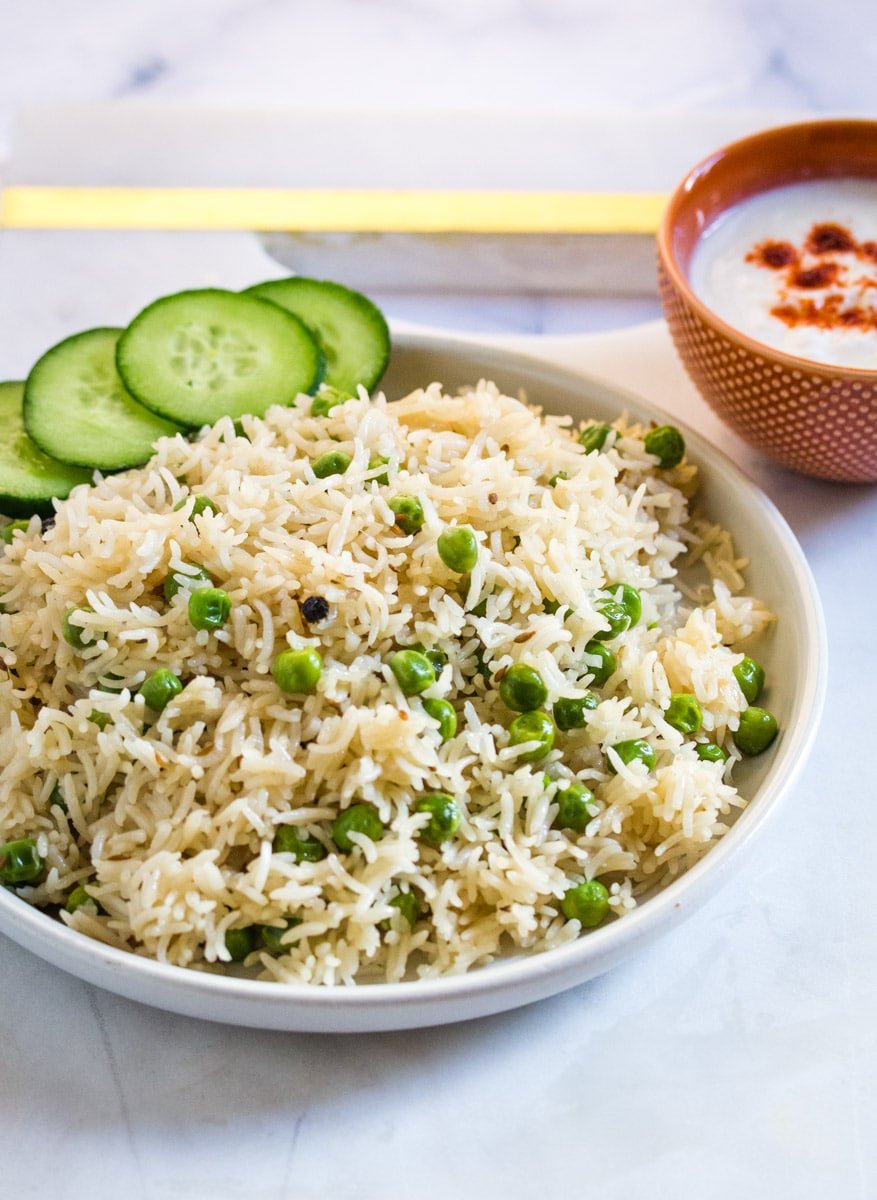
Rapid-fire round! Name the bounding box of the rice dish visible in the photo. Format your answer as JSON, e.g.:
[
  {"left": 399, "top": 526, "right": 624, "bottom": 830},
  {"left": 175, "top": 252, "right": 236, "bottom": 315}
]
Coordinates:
[{"left": 0, "top": 380, "right": 773, "bottom": 985}]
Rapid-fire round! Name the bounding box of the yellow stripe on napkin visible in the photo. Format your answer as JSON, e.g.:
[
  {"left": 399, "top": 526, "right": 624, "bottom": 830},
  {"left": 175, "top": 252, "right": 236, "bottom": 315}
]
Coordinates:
[{"left": 0, "top": 187, "right": 666, "bottom": 233}]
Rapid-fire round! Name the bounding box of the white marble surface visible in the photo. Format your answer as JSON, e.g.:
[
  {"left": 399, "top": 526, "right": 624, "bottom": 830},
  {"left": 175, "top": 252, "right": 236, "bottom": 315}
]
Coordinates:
[
  {"left": 1, "top": 0, "right": 876, "bottom": 160},
  {"left": 0, "top": 4, "right": 876, "bottom": 1197}
]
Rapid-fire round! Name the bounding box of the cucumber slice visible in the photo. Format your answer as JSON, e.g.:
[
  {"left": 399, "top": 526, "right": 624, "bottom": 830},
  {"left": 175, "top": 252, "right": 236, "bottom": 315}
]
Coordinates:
[
  {"left": 24, "top": 328, "right": 182, "bottom": 471},
  {"left": 244, "top": 277, "right": 390, "bottom": 394},
  {"left": 0, "top": 381, "right": 92, "bottom": 515},
  {"left": 116, "top": 289, "right": 322, "bottom": 428}
]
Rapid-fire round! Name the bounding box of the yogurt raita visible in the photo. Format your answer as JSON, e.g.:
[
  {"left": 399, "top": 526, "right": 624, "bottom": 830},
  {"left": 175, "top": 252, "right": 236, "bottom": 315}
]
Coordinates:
[{"left": 689, "top": 179, "right": 877, "bottom": 368}]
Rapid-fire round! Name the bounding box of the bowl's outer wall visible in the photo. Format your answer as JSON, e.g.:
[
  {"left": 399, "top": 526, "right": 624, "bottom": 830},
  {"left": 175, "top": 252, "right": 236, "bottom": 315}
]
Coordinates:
[
  {"left": 658, "top": 263, "right": 877, "bottom": 482},
  {"left": 0, "top": 334, "right": 828, "bottom": 1031}
]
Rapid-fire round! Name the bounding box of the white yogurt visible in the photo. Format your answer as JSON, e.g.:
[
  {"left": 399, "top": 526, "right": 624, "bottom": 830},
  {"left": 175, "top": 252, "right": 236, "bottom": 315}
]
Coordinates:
[{"left": 689, "top": 179, "right": 877, "bottom": 368}]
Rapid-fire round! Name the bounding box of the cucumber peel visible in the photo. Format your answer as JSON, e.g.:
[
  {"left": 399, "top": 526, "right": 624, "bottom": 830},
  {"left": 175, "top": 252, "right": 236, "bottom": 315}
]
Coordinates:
[
  {"left": 0, "top": 381, "right": 92, "bottom": 515},
  {"left": 244, "top": 277, "right": 390, "bottom": 394}
]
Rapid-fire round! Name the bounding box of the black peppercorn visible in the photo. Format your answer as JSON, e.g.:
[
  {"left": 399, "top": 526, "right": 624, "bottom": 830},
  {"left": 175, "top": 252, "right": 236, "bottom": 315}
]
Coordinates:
[{"left": 301, "top": 596, "right": 330, "bottom": 624}]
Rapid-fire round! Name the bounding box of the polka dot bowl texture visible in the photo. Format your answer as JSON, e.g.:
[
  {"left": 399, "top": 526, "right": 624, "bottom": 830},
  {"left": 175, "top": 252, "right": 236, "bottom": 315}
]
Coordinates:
[{"left": 657, "top": 119, "right": 877, "bottom": 484}]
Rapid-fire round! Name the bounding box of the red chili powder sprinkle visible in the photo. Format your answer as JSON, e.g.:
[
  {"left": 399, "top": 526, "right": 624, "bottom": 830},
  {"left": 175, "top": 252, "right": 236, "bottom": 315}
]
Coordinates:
[
  {"left": 792, "top": 262, "right": 840, "bottom": 289},
  {"left": 747, "top": 219, "right": 877, "bottom": 333},
  {"left": 839, "top": 308, "right": 865, "bottom": 327},
  {"left": 806, "top": 223, "right": 856, "bottom": 255},
  {"left": 771, "top": 294, "right": 877, "bottom": 332},
  {"left": 746, "top": 240, "right": 797, "bottom": 269}
]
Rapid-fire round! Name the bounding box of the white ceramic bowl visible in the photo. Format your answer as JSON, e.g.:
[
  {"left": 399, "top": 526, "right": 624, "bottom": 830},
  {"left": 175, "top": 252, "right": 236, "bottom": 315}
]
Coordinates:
[{"left": 0, "top": 330, "right": 827, "bottom": 1032}]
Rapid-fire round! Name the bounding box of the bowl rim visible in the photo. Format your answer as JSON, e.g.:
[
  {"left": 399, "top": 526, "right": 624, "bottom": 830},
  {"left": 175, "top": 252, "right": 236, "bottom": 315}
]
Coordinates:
[
  {"left": 658, "top": 116, "right": 877, "bottom": 380},
  {"left": 0, "top": 329, "right": 829, "bottom": 1021}
]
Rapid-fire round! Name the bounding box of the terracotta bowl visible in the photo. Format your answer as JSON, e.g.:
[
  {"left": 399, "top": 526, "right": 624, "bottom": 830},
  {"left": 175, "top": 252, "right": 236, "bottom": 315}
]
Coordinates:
[{"left": 658, "top": 119, "right": 877, "bottom": 483}]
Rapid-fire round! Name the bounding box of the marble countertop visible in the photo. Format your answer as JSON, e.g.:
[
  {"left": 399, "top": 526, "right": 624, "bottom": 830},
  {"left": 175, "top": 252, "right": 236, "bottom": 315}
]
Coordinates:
[
  {"left": 1, "top": 3, "right": 875, "bottom": 1197},
  {"left": 2, "top": 0, "right": 875, "bottom": 159}
]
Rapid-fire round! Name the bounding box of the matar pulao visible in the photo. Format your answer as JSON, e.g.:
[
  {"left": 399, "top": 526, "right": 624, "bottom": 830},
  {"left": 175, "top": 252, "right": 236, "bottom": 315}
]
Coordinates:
[{"left": 0, "top": 376, "right": 777, "bottom": 984}]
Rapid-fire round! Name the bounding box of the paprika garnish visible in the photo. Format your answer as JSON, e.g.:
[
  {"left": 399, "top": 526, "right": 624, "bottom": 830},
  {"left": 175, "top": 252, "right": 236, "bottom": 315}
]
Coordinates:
[
  {"left": 806, "top": 223, "right": 856, "bottom": 255},
  {"left": 746, "top": 241, "right": 797, "bottom": 269},
  {"left": 792, "top": 263, "right": 840, "bottom": 289},
  {"left": 746, "top": 221, "right": 877, "bottom": 332}
]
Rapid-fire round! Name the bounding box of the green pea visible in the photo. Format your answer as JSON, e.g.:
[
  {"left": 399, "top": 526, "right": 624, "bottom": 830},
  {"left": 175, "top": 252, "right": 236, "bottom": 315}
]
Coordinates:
[
  {"left": 174, "top": 495, "right": 219, "bottom": 520},
  {"left": 422, "top": 697, "right": 457, "bottom": 743},
  {"left": 311, "top": 386, "right": 350, "bottom": 417},
  {"left": 225, "top": 927, "right": 256, "bottom": 962},
  {"left": 607, "top": 738, "right": 656, "bottom": 773},
  {"left": 62, "top": 605, "right": 97, "bottom": 650},
  {"left": 733, "top": 656, "right": 765, "bottom": 705},
  {"left": 508, "top": 710, "right": 556, "bottom": 762},
  {"left": 593, "top": 596, "right": 631, "bottom": 641},
  {"left": 164, "top": 563, "right": 213, "bottom": 602},
  {"left": 2, "top": 519, "right": 30, "bottom": 544},
  {"left": 139, "top": 668, "right": 183, "bottom": 712},
  {"left": 0, "top": 838, "right": 45, "bottom": 885},
  {"left": 664, "top": 693, "right": 703, "bottom": 735},
  {"left": 606, "top": 584, "right": 642, "bottom": 629},
  {"left": 423, "top": 647, "right": 448, "bottom": 673},
  {"left": 579, "top": 423, "right": 612, "bottom": 454},
  {"left": 88, "top": 710, "right": 111, "bottom": 731},
  {"left": 381, "top": 889, "right": 422, "bottom": 931},
  {"left": 272, "top": 826, "right": 327, "bottom": 862},
  {"left": 368, "top": 454, "right": 390, "bottom": 485},
  {"left": 543, "top": 597, "right": 561, "bottom": 615},
  {"left": 553, "top": 692, "right": 599, "bottom": 732},
  {"left": 272, "top": 647, "right": 323, "bottom": 694},
  {"left": 552, "top": 781, "right": 597, "bottom": 832},
  {"left": 389, "top": 495, "right": 425, "bottom": 535},
  {"left": 560, "top": 879, "right": 610, "bottom": 927},
  {"left": 312, "top": 450, "right": 352, "bottom": 479},
  {"left": 499, "top": 663, "right": 549, "bottom": 713},
  {"left": 188, "top": 587, "right": 231, "bottom": 631},
  {"left": 584, "top": 641, "right": 616, "bottom": 687},
  {"left": 696, "top": 742, "right": 728, "bottom": 763},
  {"left": 388, "top": 649, "right": 436, "bottom": 697},
  {"left": 548, "top": 471, "right": 569, "bottom": 487},
  {"left": 437, "top": 526, "right": 478, "bottom": 574},
  {"left": 470, "top": 597, "right": 489, "bottom": 618},
  {"left": 95, "top": 674, "right": 124, "bottom": 694},
  {"left": 65, "top": 885, "right": 100, "bottom": 915},
  {"left": 331, "top": 802, "right": 384, "bottom": 851},
  {"left": 49, "top": 783, "right": 68, "bottom": 814},
  {"left": 733, "top": 707, "right": 778, "bottom": 756},
  {"left": 415, "top": 792, "right": 462, "bottom": 845},
  {"left": 404, "top": 642, "right": 447, "bottom": 674},
  {"left": 259, "top": 917, "right": 302, "bottom": 953},
  {"left": 644, "top": 424, "right": 685, "bottom": 469}
]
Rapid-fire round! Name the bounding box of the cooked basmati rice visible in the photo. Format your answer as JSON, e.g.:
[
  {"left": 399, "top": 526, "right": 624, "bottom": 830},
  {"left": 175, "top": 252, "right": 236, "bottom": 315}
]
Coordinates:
[{"left": 0, "top": 381, "right": 773, "bottom": 985}]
